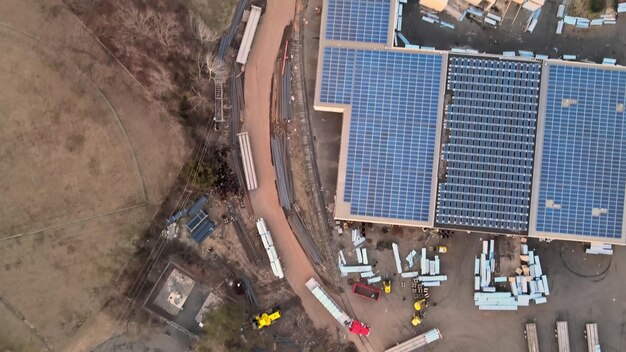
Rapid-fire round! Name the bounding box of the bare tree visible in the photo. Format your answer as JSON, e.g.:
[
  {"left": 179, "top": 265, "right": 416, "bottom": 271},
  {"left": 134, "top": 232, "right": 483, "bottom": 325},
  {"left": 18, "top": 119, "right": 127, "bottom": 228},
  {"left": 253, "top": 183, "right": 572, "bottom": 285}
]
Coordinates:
[
  {"left": 115, "top": 1, "right": 181, "bottom": 48},
  {"left": 117, "top": 2, "right": 154, "bottom": 35},
  {"left": 189, "top": 14, "right": 219, "bottom": 45},
  {"left": 153, "top": 12, "right": 179, "bottom": 48},
  {"left": 205, "top": 53, "right": 228, "bottom": 82}
]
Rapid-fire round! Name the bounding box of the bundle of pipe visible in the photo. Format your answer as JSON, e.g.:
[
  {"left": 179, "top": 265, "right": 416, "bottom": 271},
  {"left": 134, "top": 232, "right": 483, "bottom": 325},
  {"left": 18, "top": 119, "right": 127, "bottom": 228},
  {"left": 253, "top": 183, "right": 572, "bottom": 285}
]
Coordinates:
[{"left": 218, "top": 0, "right": 250, "bottom": 59}]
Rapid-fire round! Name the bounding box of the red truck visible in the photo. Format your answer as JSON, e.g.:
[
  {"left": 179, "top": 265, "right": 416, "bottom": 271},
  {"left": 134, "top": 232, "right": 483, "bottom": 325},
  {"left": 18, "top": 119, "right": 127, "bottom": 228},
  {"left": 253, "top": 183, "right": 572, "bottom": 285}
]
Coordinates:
[{"left": 352, "top": 283, "right": 381, "bottom": 301}]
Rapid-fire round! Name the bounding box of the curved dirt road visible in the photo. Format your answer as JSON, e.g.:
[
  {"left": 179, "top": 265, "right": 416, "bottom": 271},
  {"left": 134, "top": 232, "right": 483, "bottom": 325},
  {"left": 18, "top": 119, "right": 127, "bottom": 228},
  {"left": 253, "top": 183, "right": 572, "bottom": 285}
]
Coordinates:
[{"left": 241, "top": 1, "right": 366, "bottom": 349}]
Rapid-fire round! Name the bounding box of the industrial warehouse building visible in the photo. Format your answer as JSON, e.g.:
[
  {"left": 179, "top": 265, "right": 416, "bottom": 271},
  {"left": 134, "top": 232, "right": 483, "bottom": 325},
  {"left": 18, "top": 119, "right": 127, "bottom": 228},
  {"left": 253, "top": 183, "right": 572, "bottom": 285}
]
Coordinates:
[{"left": 314, "top": 0, "right": 626, "bottom": 244}]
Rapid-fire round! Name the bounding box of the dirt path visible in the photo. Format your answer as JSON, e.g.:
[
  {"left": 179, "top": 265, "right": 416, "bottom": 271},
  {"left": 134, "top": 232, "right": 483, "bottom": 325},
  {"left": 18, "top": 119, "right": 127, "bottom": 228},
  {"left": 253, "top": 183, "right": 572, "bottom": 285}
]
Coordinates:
[{"left": 241, "top": 1, "right": 365, "bottom": 349}]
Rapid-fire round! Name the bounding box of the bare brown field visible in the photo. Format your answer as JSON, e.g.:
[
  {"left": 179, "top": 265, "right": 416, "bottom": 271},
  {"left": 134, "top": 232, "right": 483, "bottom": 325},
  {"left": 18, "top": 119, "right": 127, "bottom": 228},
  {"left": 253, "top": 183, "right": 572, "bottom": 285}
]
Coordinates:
[
  {"left": 0, "top": 26, "right": 144, "bottom": 236},
  {"left": 0, "top": 303, "right": 46, "bottom": 352},
  {"left": 0, "top": 0, "right": 189, "bottom": 350}
]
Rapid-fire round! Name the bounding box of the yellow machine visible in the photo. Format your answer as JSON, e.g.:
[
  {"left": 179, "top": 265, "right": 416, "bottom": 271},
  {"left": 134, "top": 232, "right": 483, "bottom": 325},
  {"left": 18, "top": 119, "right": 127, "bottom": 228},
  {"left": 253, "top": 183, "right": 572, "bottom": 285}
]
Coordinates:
[
  {"left": 411, "top": 313, "right": 423, "bottom": 326},
  {"left": 252, "top": 307, "right": 282, "bottom": 329},
  {"left": 383, "top": 279, "right": 392, "bottom": 294},
  {"left": 435, "top": 245, "right": 448, "bottom": 253},
  {"left": 413, "top": 298, "right": 428, "bottom": 311}
]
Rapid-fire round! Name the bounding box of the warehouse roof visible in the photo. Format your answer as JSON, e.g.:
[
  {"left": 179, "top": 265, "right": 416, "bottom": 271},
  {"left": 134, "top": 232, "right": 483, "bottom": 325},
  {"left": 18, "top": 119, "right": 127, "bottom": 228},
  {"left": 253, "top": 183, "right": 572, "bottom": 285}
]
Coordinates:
[
  {"left": 315, "top": 0, "right": 626, "bottom": 243},
  {"left": 529, "top": 61, "right": 626, "bottom": 242},
  {"left": 437, "top": 56, "right": 542, "bottom": 234}
]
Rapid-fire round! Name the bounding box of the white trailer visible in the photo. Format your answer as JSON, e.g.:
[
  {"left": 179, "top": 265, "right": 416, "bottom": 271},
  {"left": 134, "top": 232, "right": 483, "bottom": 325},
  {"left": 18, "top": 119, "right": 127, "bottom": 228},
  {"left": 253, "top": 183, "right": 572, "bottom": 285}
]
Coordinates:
[
  {"left": 236, "top": 5, "right": 262, "bottom": 65},
  {"left": 526, "top": 323, "right": 540, "bottom": 352},
  {"left": 237, "top": 132, "right": 258, "bottom": 190},
  {"left": 384, "top": 328, "right": 442, "bottom": 352},
  {"left": 305, "top": 278, "right": 350, "bottom": 325},
  {"left": 585, "top": 323, "right": 600, "bottom": 352},
  {"left": 256, "top": 218, "right": 284, "bottom": 279},
  {"left": 556, "top": 321, "right": 571, "bottom": 352},
  {"left": 305, "top": 278, "right": 371, "bottom": 335}
]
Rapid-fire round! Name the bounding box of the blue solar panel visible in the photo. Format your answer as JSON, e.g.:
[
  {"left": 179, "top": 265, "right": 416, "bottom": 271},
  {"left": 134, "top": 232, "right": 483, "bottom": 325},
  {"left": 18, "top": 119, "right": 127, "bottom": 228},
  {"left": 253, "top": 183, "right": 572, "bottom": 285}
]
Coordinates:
[
  {"left": 321, "top": 50, "right": 443, "bottom": 221},
  {"left": 436, "top": 57, "right": 542, "bottom": 232},
  {"left": 320, "top": 47, "right": 356, "bottom": 104},
  {"left": 535, "top": 64, "right": 626, "bottom": 238},
  {"left": 325, "top": 0, "right": 390, "bottom": 44}
]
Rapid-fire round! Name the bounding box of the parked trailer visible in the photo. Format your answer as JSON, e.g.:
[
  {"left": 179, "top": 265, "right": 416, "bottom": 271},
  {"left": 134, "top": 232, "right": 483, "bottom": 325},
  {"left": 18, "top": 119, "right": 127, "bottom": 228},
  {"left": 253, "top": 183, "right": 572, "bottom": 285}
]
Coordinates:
[
  {"left": 352, "top": 283, "right": 381, "bottom": 301},
  {"left": 526, "top": 323, "right": 540, "bottom": 352},
  {"left": 384, "top": 328, "right": 442, "bottom": 352},
  {"left": 236, "top": 5, "right": 262, "bottom": 64},
  {"left": 556, "top": 321, "right": 571, "bottom": 352},
  {"left": 585, "top": 323, "right": 600, "bottom": 352},
  {"left": 305, "top": 278, "right": 370, "bottom": 336},
  {"left": 237, "top": 132, "right": 258, "bottom": 190}
]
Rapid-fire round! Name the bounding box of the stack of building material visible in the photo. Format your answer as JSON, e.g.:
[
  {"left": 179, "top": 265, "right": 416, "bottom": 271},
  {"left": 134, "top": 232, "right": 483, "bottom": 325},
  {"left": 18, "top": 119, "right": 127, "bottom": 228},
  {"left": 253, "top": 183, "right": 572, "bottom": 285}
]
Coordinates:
[
  {"left": 338, "top": 247, "right": 378, "bottom": 279},
  {"left": 562, "top": 15, "right": 615, "bottom": 29},
  {"left": 586, "top": 243, "right": 613, "bottom": 255},
  {"left": 418, "top": 248, "right": 447, "bottom": 286},
  {"left": 356, "top": 247, "right": 369, "bottom": 265},
  {"left": 418, "top": 11, "right": 456, "bottom": 29},
  {"left": 526, "top": 9, "right": 541, "bottom": 33},
  {"left": 618, "top": 2, "right": 626, "bottom": 13},
  {"left": 396, "top": 32, "right": 411, "bottom": 47},
  {"left": 185, "top": 196, "right": 216, "bottom": 244},
  {"left": 556, "top": 1, "right": 565, "bottom": 34},
  {"left": 256, "top": 219, "right": 284, "bottom": 279},
  {"left": 601, "top": 14, "right": 617, "bottom": 23},
  {"left": 518, "top": 50, "right": 535, "bottom": 57},
  {"left": 474, "top": 239, "right": 550, "bottom": 310},
  {"left": 466, "top": 6, "right": 484, "bottom": 17},
  {"left": 393, "top": 243, "right": 404, "bottom": 274},
  {"left": 351, "top": 229, "right": 366, "bottom": 247},
  {"left": 405, "top": 250, "right": 417, "bottom": 268},
  {"left": 339, "top": 265, "right": 373, "bottom": 276},
  {"left": 602, "top": 58, "right": 617, "bottom": 65},
  {"left": 475, "top": 240, "right": 495, "bottom": 291},
  {"left": 396, "top": 0, "right": 404, "bottom": 31}
]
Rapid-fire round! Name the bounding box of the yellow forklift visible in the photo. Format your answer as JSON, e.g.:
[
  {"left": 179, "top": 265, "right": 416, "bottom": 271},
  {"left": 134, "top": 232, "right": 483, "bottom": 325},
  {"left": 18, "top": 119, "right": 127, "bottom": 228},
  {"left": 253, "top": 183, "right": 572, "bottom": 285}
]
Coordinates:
[
  {"left": 382, "top": 279, "right": 392, "bottom": 294},
  {"left": 252, "top": 307, "right": 282, "bottom": 329}
]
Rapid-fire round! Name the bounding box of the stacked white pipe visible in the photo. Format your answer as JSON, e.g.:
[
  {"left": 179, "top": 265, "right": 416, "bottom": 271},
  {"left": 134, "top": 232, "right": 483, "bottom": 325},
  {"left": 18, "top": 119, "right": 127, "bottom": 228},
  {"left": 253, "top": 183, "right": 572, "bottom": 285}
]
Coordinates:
[{"left": 473, "top": 239, "right": 550, "bottom": 310}]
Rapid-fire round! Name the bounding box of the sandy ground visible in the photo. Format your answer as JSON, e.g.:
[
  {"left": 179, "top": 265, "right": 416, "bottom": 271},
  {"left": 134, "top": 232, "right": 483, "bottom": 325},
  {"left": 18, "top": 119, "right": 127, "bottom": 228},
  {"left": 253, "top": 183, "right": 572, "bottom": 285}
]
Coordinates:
[
  {"left": 0, "top": 0, "right": 189, "bottom": 350},
  {"left": 241, "top": 0, "right": 364, "bottom": 348}
]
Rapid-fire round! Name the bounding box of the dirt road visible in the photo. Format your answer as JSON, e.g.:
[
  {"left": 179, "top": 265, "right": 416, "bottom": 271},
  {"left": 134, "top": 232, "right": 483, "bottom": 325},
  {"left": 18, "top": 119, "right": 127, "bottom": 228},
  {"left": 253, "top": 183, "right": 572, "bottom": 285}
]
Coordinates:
[{"left": 241, "top": 0, "right": 366, "bottom": 349}]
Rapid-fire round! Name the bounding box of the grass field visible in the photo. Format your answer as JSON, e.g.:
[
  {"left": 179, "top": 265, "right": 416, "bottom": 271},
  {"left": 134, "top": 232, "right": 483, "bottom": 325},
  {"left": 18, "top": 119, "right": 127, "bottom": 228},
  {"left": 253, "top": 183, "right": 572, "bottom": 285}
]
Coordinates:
[{"left": 0, "top": 0, "right": 190, "bottom": 350}]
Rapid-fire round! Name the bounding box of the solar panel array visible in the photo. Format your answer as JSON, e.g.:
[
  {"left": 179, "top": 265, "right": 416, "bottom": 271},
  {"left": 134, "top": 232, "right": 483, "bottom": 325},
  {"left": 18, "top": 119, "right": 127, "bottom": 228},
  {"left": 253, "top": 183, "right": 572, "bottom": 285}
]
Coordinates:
[
  {"left": 325, "top": 0, "right": 390, "bottom": 44},
  {"left": 344, "top": 50, "right": 443, "bottom": 221},
  {"left": 535, "top": 64, "right": 626, "bottom": 239},
  {"left": 437, "top": 57, "right": 542, "bottom": 232},
  {"left": 320, "top": 47, "right": 356, "bottom": 105}
]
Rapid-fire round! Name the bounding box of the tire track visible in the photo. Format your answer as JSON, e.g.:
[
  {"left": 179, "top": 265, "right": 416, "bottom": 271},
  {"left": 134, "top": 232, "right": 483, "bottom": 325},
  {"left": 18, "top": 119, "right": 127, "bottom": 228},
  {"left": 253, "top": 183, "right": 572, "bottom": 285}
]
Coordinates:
[{"left": 0, "top": 294, "right": 54, "bottom": 351}]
